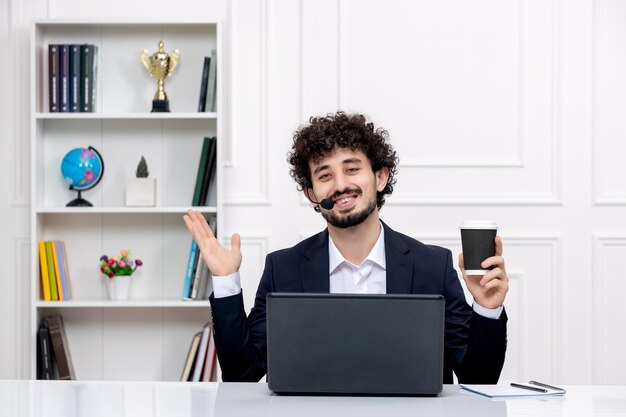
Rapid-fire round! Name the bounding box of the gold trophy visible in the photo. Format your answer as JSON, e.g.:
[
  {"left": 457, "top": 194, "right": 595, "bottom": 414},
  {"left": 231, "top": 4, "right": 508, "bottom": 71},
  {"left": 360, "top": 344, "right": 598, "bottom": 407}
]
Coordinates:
[{"left": 141, "top": 41, "right": 180, "bottom": 112}]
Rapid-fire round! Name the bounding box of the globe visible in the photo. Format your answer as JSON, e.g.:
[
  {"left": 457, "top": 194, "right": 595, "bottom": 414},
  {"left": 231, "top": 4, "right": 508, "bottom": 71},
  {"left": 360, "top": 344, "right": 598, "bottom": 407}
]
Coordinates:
[{"left": 61, "top": 146, "right": 104, "bottom": 207}]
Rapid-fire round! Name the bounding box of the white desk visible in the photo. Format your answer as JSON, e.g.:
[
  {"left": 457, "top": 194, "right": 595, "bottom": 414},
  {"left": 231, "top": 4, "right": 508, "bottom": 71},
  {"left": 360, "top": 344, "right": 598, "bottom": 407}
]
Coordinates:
[{"left": 1, "top": 381, "right": 625, "bottom": 417}]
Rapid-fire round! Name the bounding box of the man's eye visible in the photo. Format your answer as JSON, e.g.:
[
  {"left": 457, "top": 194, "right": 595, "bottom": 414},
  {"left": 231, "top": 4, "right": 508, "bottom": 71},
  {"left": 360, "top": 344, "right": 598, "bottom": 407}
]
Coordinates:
[
  {"left": 319, "top": 174, "right": 330, "bottom": 181},
  {"left": 347, "top": 168, "right": 359, "bottom": 173}
]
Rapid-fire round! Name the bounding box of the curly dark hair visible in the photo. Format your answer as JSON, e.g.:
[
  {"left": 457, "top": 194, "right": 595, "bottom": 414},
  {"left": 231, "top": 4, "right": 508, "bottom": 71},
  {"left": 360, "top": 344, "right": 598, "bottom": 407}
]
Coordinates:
[{"left": 287, "top": 111, "right": 398, "bottom": 210}]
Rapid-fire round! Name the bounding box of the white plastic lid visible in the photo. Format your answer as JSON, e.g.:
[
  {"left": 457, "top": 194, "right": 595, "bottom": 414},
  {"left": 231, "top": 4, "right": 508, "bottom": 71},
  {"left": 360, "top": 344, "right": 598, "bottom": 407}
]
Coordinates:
[{"left": 459, "top": 220, "right": 498, "bottom": 230}]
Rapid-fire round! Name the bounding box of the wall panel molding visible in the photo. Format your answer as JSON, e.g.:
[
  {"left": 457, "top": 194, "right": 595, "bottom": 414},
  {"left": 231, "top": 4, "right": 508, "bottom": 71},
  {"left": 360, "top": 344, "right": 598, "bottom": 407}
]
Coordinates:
[
  {"left": 591, "top": 0, "right": 626, "bottom": 205},
  {"left": 591, "top": 234, "right": 626, "bottom": 383},
  {"left": 297, "top": 0, "right": 563, "bottom": 206},
  {"left": 224, "top": 0, "right": 270, "bottom": 206}
]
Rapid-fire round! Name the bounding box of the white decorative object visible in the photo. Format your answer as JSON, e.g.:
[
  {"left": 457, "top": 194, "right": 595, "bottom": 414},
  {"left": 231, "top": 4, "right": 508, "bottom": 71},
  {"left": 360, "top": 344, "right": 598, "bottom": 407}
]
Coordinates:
[
  {"left": 106, "top": 275, "right": 131, "bottom": 300},
  {"left": 126, "top": 177, "right": 157, "bottom": 206}
]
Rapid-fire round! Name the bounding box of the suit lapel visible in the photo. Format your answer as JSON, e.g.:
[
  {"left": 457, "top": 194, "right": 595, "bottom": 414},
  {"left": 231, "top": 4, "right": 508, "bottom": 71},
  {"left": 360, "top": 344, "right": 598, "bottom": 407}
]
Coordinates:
[
  {"left": 300, "top": 229, "right": 330, "bottom": 293},
  {"left": 382, "top": 222, "right": 414, "bottom": 294}
]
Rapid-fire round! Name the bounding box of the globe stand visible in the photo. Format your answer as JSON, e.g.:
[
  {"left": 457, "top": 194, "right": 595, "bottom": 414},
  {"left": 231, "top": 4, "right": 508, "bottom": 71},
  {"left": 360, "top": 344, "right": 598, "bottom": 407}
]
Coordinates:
[
  {"left": 62, "top": 146, "right": 104, "bottom": 208},
  {"left": 66, "top": 190, "right": 93, "bottom": 207}
]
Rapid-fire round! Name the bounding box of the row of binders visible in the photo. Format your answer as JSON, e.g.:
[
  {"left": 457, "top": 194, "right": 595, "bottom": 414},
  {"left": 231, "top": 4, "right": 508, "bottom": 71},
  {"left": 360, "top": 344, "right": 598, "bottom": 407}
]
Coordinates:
[
  {"left": 182, "top": 135, "right": 218, "bottom": 300},
  {"left": 48, "top": 44, "right": 98, "bottom": 112},
  {"left": 198, "top": 50, "right": 217, "bottom": 112},
  {"left": 181, "top": 322, "right": 217, "bottom": 382},
  {"left": 38, "top": 240, "right": 72, "bottom": 301},
  {"left": 37, "top": 315, "right": 76, "bottom": 380},
  {"left": 182, "top": 215, "right": 216, "bottom": 301}
]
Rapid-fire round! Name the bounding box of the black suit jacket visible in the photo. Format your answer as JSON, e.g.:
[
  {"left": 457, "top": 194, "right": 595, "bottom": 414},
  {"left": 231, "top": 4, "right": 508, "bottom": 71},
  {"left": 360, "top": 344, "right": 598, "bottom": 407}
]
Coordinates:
[{"left": 210, "top": 221, "right": 507, "bottom": 383}]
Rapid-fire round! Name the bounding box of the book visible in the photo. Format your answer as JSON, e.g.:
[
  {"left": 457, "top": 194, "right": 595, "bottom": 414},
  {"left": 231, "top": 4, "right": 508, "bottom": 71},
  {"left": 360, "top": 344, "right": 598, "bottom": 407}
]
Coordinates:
[
  {"left": 50, "top": 241, "right": 64, "bottom": 301},
  {"left": 197, "top": 57, "right": 210, "bottom": 112},
  {"left": 58, "top": 45, "right": 70, "bottom": 112},
  {"left": 199, "top": 137, "right": 217, "bottom": 206},
  {"left": 44, "top": 241, "right": 59, "bottom": 301},
  {"left": 59, "top": 241, "right": 72, "bottom": 299},
  {"left": 205, "top": 49, "right": 217, "bottom": 112},
  {"left": 460, "top": 384, "right": 566, "bottom": 399},
  {"left": 80, "top": 44, "right": 96, "bottom": 112},
  {"left": 48, "top": 44, "right": 59, "bottom": 112},
  {"left": 37, "top": 322, "right": 54, "bottom": 380},
  {"left": 201, "top": 322, "right": 216, "bottom": 381},
  {"left": 190, "top": 255, "right": 204, "bottom": 300},
  {"left": 68, "top": 45, "right": 81, "bottom": 112},
  {"left": 192, "top": 137, "right": 211, "bottom": 206},
  {"left": 38, "top": 241, "right": 51, "bottom": 301},
  {"left": 45, "top": 315, "right": 76, "bottom": 380},
  {"left": 192, "top": 323, "right": 211, "bottom": 382},
  {"left": 195, "top": 261, "right": 210, "bottom": 301},
  {"left": 182, "top": 239, "right": 199, "bottom": 300},
  {"left": 55, "top": 241, "right": 70, "bottom": 301},
  {"left": 180, "top": 331, "right": 202, "bottom": 381}
]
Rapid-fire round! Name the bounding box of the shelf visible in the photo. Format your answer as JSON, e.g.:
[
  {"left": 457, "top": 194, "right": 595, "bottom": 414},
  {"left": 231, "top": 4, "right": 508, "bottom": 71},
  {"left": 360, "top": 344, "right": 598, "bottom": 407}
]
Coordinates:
[
  {"left": 35, "top": 299, "right": 211, "bottom": 308},
  {"left": 35, "top": 206, "right": 217, "bottom": 214},
  {"left": 35, "top": 112, "right": 217, "bottom": 120}
]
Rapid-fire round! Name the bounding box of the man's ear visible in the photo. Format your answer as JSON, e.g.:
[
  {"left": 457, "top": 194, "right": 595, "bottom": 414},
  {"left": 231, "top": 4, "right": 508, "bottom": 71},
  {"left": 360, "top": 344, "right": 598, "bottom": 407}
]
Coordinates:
[
  {"left": 375, "top": 167, "right": 390, "bottom": 192},
  {"left": 303, "top": 187, "right": 316, "bottom": 204}
]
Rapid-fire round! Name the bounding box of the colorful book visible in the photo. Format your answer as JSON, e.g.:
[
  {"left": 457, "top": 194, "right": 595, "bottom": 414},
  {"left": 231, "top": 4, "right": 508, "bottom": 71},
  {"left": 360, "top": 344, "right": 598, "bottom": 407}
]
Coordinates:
[
  {"left": 60, "top": 241, "right": 72, "bottom": 299},
  {"left": 190, "top": 255, "right": 204, "bottom": 300},
  {"left": 180, "top": 331, "right": 201, "bottom": 381},
  {"left": 38, "top": 241, "right": 51, "bottom": 301},
  {"left": 182, "top": 240, "right": 199, "bottom": 300},
  {"left": 55, "top": 241, "right": 70, "bottom": 301},
  {"left": 68, "top": 45, "right": 81, "bottom": 112},
  {"left": 205, "top": 49, "right": 217, "bottom": 112},
  {"left": 197, "top": 57, "right": 210, "bottom": 112},
  {"left": 48, "top": 44, "right": 59, "bottom": 112},
  {"left": 44, "top": 315, "right": 76, "bottom": 380},
  {"left": 58, "top": 44, "right": 70, "bottom": 112},
  {"left": 192, "top": 323, "right": 211, "bottom": 382},
  {"left": 44, "top": 241, "right": 59, "bottom": 301},
  {"left": 201, "top": 322, "right": 216, "bottom": 382},
  {"left": 192, "top": 137, "right": 211, "bottom": 206},
  {"left": 50, "top": 241, "right": 64, "bottom": 301}
]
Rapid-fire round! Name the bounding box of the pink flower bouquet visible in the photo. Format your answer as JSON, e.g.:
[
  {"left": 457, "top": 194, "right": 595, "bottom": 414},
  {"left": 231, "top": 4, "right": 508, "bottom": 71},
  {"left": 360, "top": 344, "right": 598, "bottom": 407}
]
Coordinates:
[{"left": 99, "top": 249, "right": 143, "bottom": 278}]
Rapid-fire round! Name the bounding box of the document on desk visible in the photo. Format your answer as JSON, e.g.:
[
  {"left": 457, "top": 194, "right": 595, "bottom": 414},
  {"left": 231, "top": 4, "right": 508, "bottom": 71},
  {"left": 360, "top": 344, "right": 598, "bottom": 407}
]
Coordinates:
[{"left": 460, "top": 384, "right": 566, "bottom": 399}]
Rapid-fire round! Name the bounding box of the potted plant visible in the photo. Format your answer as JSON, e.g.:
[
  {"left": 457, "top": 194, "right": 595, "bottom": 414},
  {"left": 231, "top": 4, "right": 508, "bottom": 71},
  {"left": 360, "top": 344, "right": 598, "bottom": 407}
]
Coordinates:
[
  {"left": 99, "top": 249, "right": 143, "bottom": 300},
  {"left": 126, "top": 156, "right": 156, "bottom": 206}
]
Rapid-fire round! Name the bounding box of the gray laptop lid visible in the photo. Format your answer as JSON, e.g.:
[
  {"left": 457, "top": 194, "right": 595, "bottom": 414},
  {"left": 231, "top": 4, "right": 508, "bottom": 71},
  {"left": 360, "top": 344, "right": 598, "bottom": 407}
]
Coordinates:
[{"left": 266, "top": 293, "right": 444, "bottom": 395}]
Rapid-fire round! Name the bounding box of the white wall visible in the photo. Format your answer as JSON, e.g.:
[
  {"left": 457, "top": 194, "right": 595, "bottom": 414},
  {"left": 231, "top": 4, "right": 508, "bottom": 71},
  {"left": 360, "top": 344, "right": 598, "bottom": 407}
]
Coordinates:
[{"left": 2, "top": 0, "right": 625, "bottom": 385}]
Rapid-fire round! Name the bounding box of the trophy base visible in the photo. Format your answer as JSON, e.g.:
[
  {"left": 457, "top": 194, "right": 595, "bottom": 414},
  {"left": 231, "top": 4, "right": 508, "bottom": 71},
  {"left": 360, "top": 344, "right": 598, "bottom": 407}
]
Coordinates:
[{"left": 151, "top": 100, "right": 170, "bottom": 113}]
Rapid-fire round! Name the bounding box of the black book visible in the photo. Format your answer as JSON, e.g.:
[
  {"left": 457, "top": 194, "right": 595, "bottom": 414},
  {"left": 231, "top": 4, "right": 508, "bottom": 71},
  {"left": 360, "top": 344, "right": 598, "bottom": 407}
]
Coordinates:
[
  {"left": 199, "top": 137, "right": 217, "bottom": 206},
  {"left": 37, "top": 322, "right": 54, "bottom": 380},
  {"left": 59, "top": 45, "right": 70, "bottom": 112},
  {"left": 197, "top": 57, "right": 210, "bottom": 112},
  {"left": 80, "top": 44, "right": 96, "bottom": 112},
  {"left": 48, "top": 44, "right": 59, "bottom": 112},
  {"left": 68, "top": 45, "right": 81, "bottom": 112}
]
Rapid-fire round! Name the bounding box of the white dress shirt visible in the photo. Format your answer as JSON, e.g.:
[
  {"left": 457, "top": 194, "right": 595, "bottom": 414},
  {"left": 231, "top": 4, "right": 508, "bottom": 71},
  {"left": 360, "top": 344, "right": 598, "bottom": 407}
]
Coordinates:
[{"left": 211, "top": 224, "right": 502, "bottom": 319}]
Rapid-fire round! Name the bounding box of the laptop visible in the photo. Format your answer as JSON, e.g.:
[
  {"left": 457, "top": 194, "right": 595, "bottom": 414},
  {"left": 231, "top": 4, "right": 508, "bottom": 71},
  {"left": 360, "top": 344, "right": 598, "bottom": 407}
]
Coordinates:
[{"left": 266, "top": 293, "right": 444, "bottom": 396}]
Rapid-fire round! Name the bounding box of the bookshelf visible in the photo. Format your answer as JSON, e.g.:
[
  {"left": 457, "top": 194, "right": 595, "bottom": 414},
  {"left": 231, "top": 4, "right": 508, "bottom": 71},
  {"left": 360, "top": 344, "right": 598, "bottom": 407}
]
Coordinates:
[{"left": 30, "top": 20, "right": 223, "bottom": 381}]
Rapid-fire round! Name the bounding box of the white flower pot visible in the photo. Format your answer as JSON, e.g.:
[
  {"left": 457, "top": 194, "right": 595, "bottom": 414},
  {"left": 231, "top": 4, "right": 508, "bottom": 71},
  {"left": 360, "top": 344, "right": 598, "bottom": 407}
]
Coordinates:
[
  {"left": 126, "top": 177, "right": 156, "bottom": 206},
  {"left": 106, "top": 275, "right": 131, "bottom": 300}
]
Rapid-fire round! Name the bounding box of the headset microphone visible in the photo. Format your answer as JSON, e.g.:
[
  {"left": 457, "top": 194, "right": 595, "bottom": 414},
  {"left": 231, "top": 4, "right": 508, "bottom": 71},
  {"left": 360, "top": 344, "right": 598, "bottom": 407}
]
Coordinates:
[{"left": 319, "top": 198, "right": 335, "bottom": 210}]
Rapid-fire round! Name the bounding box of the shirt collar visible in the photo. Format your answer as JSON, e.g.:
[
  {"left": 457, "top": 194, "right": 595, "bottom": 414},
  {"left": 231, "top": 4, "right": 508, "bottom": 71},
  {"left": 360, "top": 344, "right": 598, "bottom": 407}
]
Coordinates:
[{"left": 328, "top": 222, "right": 386, "bottom": 274}]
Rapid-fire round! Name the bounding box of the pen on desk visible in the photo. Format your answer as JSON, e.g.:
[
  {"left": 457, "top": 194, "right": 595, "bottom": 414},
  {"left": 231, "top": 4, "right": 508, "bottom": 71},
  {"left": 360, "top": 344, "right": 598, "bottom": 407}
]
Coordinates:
[
  {"left": 510, "top": 382, "right": 548, "bottom": 393},
  {"left": 528, "top": 380, "right": 566, "bottom": 393}
]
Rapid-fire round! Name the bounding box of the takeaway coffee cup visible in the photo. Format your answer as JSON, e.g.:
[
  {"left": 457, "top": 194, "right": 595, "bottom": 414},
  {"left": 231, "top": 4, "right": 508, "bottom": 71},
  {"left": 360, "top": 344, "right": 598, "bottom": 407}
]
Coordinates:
[{"left": 460, "top": 220, "right": 498, "bottom": 275}]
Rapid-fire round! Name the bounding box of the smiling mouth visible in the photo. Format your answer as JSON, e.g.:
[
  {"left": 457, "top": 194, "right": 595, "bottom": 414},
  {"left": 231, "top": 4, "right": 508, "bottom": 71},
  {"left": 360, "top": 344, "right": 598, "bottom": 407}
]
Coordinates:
[{"left": 333, "top": 194, "right": 358, "bottom": 209}]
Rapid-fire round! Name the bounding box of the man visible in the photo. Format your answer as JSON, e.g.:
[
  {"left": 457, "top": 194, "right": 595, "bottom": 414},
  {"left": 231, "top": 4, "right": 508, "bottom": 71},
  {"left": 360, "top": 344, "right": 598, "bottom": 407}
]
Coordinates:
[{"left": 184, "top": 111, "right": 508, "bottom": 383}]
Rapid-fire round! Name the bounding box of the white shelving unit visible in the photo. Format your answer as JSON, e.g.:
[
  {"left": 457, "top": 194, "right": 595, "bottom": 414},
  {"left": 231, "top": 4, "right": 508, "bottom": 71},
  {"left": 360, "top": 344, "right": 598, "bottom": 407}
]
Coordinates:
[{"left": 30, "top": 20, "right": 223, "bottom": 381}]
